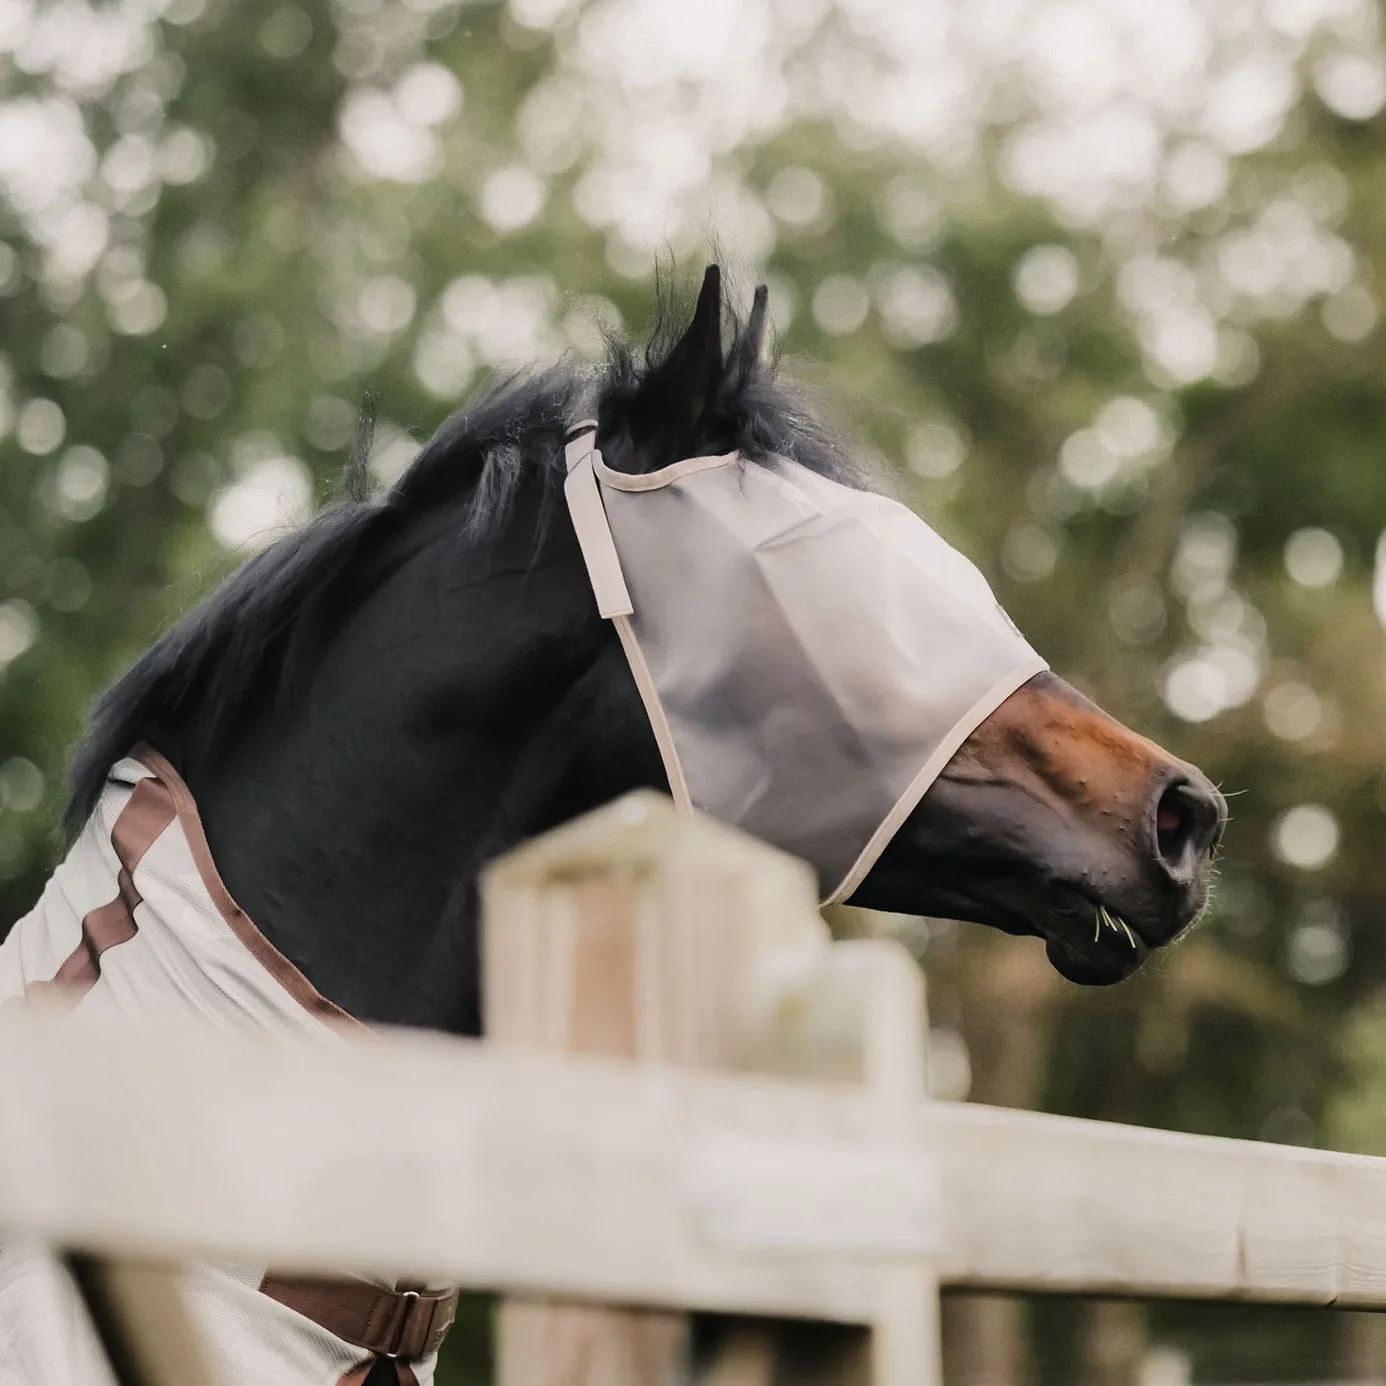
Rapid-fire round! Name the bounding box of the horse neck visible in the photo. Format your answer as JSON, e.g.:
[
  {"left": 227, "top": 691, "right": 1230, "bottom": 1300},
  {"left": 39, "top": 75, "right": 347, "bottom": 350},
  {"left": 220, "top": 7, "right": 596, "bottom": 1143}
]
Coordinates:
[{"left": 184, "top": 494, "right": 616, "bottom": 1035}]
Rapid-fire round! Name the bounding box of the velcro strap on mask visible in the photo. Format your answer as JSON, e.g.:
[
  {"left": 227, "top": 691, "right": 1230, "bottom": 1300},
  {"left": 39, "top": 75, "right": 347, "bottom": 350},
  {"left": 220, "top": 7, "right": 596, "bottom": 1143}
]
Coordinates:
[{"left": 563, "top": 420, "right": 633, "bottom": 619}]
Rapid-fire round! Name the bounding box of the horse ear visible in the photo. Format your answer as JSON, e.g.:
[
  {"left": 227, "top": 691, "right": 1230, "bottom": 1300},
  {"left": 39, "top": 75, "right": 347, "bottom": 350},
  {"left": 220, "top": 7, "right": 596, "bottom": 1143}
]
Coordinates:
[
  {"left": 660, "top": 263, "right": 724, "bottom": 430},
  {"left": 729, "top": 283, "right": 769, "bottom": 385},
  {"left": 746, "top": 282, "right": 769, "bottom": 361}
]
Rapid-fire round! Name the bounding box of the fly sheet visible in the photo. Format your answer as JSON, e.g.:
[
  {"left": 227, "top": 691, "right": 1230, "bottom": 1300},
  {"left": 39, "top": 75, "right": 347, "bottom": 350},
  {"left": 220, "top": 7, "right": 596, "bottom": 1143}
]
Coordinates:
[
  {"left": 0, "top": 750, "right": 455, "bottom": 1386},
  {"left": 563, "top": 422, "right": 1048, "bottom": 903}
]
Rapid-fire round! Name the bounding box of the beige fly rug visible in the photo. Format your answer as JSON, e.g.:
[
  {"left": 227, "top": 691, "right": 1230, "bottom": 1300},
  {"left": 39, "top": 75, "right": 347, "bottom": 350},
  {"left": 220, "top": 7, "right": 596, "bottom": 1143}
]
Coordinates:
[{"left": 0, "top": 748, "right": 457, "bottom": 1386}]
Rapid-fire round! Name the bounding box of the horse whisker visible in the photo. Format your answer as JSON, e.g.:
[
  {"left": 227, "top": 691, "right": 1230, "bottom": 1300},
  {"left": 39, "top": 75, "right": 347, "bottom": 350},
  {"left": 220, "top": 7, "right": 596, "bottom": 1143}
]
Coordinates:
[{"left": 1095, "top": 904, "right": 1139, "bottom": 951}]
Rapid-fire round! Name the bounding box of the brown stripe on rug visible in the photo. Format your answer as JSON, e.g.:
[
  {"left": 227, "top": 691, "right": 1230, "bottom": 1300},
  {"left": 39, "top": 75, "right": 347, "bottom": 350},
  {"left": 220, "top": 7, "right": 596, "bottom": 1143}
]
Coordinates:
[{"left": 26, "top": 776, "right": 176, "bottom": 1005}]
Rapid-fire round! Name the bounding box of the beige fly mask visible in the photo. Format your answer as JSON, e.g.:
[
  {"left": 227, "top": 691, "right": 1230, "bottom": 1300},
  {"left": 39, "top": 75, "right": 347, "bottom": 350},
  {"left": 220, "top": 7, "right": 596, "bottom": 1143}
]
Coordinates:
[{"left": 563, "top": 421, "right": 1048, "bottom": 904}]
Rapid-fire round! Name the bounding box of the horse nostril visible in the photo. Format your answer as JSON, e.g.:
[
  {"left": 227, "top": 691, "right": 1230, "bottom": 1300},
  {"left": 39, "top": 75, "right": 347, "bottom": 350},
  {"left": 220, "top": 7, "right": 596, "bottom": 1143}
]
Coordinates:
[{"left": 1154, "top": 777, "right": 1225, "bottom": 876}]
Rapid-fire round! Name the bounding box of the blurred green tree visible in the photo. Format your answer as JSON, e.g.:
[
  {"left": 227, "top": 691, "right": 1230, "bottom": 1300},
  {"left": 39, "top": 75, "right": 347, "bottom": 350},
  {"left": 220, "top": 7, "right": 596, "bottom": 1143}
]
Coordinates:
[{"left": 4, "top": 0, "right": 1386, "bottom": 1379}]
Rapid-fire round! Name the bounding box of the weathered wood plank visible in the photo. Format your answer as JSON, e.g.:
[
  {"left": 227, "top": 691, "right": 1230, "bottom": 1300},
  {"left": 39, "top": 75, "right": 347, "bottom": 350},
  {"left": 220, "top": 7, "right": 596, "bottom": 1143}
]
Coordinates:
[
  {"left": 935, "top": 1101, "right": 1386, "bottom": 1305},
  {"left": 483, "top": 789, "right": 829, "bottom": 1385},
  {"left": 6, "top": 1012, "right": 1386, "bottom": 1310},
  {"left": 0, "top": 1017, "right": 911, "bottom": 1322},
  {"left": 482, "top": 792, "right": 848, "bottom": 1386},
  {"left": 860, "top": 945, "right": 941, "bottom": 1386}
]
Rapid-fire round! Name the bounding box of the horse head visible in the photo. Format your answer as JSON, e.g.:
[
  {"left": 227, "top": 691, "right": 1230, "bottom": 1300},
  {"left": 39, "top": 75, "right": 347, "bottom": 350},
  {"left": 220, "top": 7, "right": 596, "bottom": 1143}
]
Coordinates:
[{"left": 591, "top": 266, "right": 1225, "bottom": 987}]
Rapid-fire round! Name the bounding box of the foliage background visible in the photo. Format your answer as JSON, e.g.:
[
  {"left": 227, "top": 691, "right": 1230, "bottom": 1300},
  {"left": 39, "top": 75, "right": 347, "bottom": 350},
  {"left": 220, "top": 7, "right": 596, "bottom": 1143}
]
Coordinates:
[{"left": 4, "top": 0, "right": 1386, "bottom": 1379}]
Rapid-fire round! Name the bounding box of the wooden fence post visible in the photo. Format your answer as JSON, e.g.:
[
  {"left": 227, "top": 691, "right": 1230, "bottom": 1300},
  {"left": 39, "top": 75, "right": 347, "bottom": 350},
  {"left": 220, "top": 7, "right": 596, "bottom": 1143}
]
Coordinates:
[
  {"left": 861, "top": 945, "right": 942, "bottom": 1386},
  {"left": 483, "top": 791, "right": 943, "bottom": 1386},
  {"left": 743, "top": 939, "right": 942, "bottom": 1386},
  {"left": 481, "top": 791, "right": 829, "bottom": 1386}
]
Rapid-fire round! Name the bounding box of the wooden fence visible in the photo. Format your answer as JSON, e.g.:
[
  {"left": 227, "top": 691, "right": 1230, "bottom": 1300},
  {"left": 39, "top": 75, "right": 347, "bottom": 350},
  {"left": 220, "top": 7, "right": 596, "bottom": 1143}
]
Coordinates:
[{"left": 4, "top": 791, "right": 1386, "bottom": 1385}]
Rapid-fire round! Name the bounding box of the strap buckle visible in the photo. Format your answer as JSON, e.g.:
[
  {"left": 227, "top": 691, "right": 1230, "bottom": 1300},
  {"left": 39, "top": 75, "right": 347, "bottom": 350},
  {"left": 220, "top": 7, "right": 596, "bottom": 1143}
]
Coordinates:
[{"left": 383, "top": 1289, "right": 422, "bottom": 1359}]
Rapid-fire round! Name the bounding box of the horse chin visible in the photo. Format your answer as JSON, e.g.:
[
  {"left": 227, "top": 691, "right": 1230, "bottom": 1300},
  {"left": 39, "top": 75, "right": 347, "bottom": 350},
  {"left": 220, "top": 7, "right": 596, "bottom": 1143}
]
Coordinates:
[
  {"left": 850, "top": 841, "right": 1164, "bottom": 988},
  {"left": 994, "top": 898, "right": 1153, "bottom": 986},
  {"left": 918, "top": 878, "right": 1157, "bottom": 986},
  {"left": 1030, "top": 881, "right": 1157, "bottom": 985},
  {"left": 1043, "top": 932, "right": 1148, "bottom": 987}
]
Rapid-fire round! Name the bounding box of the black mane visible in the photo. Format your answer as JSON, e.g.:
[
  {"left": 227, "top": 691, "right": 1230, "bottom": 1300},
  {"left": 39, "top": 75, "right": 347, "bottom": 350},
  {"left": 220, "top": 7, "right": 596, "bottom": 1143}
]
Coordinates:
[{"left": 64, "top": 289, "right": 865, "bottom": 839}]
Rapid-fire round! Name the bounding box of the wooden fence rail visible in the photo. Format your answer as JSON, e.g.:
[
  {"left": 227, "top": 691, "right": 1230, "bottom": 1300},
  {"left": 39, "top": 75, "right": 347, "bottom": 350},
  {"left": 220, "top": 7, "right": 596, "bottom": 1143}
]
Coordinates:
[
  {"left": 7, "top": 1018, "right": 1386, "bottom": 1308},
  {"left": 3, "top": 793, "right": 1385, "bottom": 1385}
]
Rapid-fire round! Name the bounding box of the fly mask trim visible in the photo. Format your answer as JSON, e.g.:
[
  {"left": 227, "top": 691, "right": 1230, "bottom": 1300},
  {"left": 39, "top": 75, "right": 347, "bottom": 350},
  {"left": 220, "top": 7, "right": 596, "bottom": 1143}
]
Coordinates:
[
  {"left": 565, "top": 421, "right": 692, "bottom": 807},
  {"left": 562, "top": 421, "right": 1048, "bottom": 904},
  {"left": 563, "top": 420, "right": 631, "bottom": 618}
]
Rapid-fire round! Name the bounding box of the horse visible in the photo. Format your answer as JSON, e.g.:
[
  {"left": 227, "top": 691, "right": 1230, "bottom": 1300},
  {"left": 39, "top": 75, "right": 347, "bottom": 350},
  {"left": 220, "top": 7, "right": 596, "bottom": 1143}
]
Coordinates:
[{"left": 1, "top": 264, "right": 1226, "bottom": 1384}]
